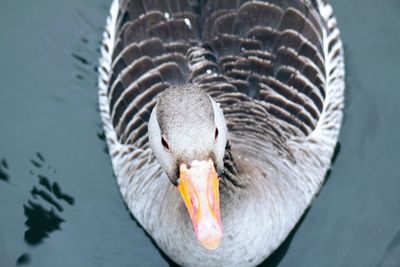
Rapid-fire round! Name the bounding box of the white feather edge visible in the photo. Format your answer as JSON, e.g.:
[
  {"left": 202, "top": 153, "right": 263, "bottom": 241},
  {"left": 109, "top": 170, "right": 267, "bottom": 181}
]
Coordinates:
[
  {"left": 308, "top": 1, "right": 345, "bottom": 145},
  {"left": 98, "top": 0, "right": 135, "bottom": 193}
]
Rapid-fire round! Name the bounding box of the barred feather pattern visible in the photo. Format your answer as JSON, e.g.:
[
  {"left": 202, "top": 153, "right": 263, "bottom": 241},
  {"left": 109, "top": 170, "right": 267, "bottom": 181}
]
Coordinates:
[{"left": 98, "top": 0, "right": 344, "bottom": 266}]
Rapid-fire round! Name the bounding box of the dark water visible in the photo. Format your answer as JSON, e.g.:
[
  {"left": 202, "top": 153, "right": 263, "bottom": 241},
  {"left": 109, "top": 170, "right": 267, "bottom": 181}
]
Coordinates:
[{"left": 0, "top": 0, "right": 399, "bottom": 266}]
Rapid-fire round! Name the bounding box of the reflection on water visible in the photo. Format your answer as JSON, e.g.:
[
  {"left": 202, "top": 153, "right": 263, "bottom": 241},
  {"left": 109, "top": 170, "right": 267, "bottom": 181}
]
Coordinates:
[
  {"left": 17, "top": 153, "right": 75, "bottom": 265},
  {"left": 24, "top": 201, "right": 64, "bottom": 245},
  {"left": 24, "top": 152, "right": 75, "bottom": 245},
  {"left": 0, "top": 157, "right": 10, "bottom": 183},
  {"left": 97, "top": 128, "right": 109, "bottom": 154},
  {"left": 72, "top": 53, "right": 90, "bottom": 66},
  {"left": 16, "top": 253, "right": 30, "bottom": 266},
  {"left": 72, "top": 21, "right": 101, "bottom": 85}
]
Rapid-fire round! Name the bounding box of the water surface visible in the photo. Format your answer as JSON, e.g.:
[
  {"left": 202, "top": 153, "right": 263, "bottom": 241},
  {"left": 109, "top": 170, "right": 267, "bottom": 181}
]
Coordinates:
[{"left": 1, "top": 0, "right": 399, "bottom": 266}]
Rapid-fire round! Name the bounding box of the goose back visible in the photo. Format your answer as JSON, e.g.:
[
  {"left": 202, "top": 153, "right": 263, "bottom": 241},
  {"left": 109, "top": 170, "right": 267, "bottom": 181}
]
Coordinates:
[{"left": 102, "top": 0, "right": 342, "bottom": 149}]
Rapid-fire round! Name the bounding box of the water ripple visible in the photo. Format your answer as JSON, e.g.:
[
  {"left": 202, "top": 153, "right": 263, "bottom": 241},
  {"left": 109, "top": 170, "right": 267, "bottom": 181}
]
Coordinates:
[
  {"left": 0, "top": 157, "right": 10, "bottom": 183},
  {"left": 17, "top": 152, "right": 75, "bottom": 265},
  {"left": 23, "top": 152, "right": 75, "bottom": 245},
  {"left": 16, "top": 253, "right": 30, "bottom": 266}
]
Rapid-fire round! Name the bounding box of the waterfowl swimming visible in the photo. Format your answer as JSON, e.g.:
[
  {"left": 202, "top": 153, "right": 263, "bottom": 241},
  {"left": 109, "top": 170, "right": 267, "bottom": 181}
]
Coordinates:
[{"left": 98, "top": 0, "right": 344, "bottom": 266}]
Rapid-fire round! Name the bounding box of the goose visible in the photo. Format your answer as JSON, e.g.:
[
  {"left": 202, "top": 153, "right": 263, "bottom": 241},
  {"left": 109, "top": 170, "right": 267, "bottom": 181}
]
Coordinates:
[{"left": 98, "top": 0, "right": 345, "bottom": 266}]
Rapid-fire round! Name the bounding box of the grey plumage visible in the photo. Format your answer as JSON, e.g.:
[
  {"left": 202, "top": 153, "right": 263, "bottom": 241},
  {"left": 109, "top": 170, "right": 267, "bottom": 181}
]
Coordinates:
[
  {"left": 151, "top": 85, "right": 224, "bottom": 184},
  {"left": 98, "top": 0, "right": 345, "bottom": 266}
]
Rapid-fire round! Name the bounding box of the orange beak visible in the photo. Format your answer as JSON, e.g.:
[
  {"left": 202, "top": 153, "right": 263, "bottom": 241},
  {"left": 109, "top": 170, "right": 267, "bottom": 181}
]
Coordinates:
[{"left": 178, "top": 159, "right": 222, "bottom": 250}]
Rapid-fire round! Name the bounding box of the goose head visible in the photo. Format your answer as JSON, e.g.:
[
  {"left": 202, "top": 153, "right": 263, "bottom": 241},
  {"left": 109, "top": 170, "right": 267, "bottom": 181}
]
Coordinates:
[{"left": 148, "top": 85, "right": 228, "bottom": 250}]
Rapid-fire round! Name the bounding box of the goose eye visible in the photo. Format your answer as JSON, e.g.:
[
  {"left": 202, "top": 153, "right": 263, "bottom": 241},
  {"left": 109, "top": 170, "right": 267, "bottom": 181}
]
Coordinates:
[
  {"left": 214, "top": 127, "right": 219, "bottom": 143},
  {"left": 161, "top": 136, "right": 170, "bottom": 151}
]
